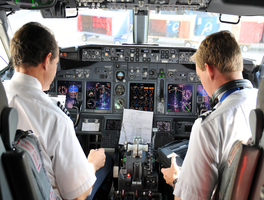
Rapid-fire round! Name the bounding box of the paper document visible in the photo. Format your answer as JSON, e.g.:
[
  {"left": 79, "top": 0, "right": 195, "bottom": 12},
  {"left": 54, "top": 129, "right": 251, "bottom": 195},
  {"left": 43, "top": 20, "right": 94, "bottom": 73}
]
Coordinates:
[{"left": 119, "top": 109, "right": 153, "bottom": 144}]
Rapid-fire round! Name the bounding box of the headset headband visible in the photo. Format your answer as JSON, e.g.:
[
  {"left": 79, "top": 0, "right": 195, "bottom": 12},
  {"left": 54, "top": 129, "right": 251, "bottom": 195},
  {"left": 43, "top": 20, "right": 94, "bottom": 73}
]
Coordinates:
[{"left": 209, "top": 79, "right": 253, "bottom": 109}]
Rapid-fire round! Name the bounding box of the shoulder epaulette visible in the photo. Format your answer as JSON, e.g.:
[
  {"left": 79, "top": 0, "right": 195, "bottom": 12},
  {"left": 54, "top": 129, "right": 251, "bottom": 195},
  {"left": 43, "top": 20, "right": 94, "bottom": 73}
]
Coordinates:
[
  {"left": 57, "top": 101, "right": 71, "bottom": 117},
  {"left": 199, "top": 109, "right": 215, "bottom": 121}
]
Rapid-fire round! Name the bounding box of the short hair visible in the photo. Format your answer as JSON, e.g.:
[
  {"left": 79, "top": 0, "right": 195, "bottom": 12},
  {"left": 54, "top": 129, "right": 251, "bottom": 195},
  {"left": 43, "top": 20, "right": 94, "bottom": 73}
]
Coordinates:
[
  {"left": 10, "top": 22, "right": 58, "bottom": 68},
  {"left": 191, "top": 30, "right": 243, "bottom": 74}
]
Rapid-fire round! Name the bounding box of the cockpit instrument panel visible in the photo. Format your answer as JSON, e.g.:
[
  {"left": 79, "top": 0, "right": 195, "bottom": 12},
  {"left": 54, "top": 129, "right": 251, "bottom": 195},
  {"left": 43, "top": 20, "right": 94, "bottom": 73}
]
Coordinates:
[{"left": 54, "top": 44, "right": 199, "bottom": 140}]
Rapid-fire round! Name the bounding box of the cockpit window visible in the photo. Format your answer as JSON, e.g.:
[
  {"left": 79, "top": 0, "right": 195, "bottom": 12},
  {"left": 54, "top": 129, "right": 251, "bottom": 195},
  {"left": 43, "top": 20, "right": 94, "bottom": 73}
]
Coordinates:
[
  {"left": 7, "top": 9, "right": 264, "bottom": 65},
  {"left": 0, "top": 39, "right": 9, "bottom": 71}
]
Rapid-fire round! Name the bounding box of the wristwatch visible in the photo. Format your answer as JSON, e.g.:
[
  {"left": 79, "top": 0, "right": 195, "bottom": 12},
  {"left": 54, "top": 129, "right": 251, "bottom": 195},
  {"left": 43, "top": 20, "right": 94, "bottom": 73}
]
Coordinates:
[{"left": 172, "top": 178, "right": 178, "bottom": 189}]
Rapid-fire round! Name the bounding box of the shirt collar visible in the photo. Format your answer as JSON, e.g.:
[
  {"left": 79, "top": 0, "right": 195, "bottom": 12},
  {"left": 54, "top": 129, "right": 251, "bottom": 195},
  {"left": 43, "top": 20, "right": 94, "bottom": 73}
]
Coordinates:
[{"left": 12, "top": 72, "right": 43, "bottom": 91}]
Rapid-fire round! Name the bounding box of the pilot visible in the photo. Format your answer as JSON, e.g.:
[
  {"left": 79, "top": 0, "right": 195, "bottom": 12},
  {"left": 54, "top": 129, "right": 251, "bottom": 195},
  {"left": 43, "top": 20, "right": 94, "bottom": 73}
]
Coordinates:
[
  {"left": 4, "top": 22, "right": 112, "bottom": 200},
  {"left": 161, "top": 31, "right": 258, "bottom": 200}
]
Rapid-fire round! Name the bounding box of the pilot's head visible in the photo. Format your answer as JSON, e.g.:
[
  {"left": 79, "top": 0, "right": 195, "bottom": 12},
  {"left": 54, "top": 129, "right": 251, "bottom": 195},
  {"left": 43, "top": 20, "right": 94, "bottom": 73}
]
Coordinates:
[
  {"left": 191, "top": 31, "right": 243, "bottom": 96},
  {"left": 10, "top": 22, "right": 59, "bottom": 91}
]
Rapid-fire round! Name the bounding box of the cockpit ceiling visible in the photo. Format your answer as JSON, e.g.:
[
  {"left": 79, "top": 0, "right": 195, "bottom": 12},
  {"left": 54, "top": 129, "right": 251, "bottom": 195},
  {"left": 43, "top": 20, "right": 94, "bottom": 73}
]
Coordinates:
[{"left": 2, "top": 0, "right": 264, "bottom": 16}]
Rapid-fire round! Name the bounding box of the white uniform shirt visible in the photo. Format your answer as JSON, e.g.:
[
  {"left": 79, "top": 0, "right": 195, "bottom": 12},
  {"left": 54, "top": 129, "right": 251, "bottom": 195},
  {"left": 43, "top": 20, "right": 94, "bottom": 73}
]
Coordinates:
[
  {"left": 173, "top": 87, "right": 258, "bottom": 200},
  {"left": 4, "top": 72, "right": 96, "bottom": 200}
]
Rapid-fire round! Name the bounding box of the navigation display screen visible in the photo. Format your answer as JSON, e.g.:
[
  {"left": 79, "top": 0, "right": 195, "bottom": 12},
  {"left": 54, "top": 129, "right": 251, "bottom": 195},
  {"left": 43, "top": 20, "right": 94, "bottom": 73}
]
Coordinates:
[
  {"left": 197, "top": 84, "right": 210, "bottom": 111},
  {"left": 57, "top": 81, "right": 82, "bottom": 109},
  {"left": 167, "top": 84, "right": 193, "bottom": 113},
  {"left": 86, "top": 82, "right": 111, "bottom": 110},
  {"left": 156, "top": 121, "right": 171, "bottom": 132},
  {"left": 129, "top": 83, "right": 155, "bottom": 111},
  {"left": 106, "top": 119, "right": 122, "bottom": 131}
]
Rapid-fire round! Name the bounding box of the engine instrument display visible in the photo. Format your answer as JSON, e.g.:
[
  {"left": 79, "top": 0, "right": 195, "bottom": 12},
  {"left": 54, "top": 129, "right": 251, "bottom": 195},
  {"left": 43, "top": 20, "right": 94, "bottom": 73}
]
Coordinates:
[
  {"left": 106, "top": 119, "right": 122, "bottom": 131},
  {"left": 167, "top": 84, "right": 193, "bottom": 113},
  {"left": 129, "top": 83, "right": 155, "bottom": 111},
  {"left": 57, "top": 81, "right": 82, "bottom": 109},
  {"left": 156, "top": 121, "right": 171, "bottom": 132},
  {"left": 86, "top": 82, "right": 111, "bottom": 110}
]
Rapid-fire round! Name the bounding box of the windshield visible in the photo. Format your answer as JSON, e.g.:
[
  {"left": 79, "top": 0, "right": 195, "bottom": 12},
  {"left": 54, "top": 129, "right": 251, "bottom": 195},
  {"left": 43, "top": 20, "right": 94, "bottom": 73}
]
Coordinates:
[{"left": 7, "top": 9, "right": 264, "bottom": 65}]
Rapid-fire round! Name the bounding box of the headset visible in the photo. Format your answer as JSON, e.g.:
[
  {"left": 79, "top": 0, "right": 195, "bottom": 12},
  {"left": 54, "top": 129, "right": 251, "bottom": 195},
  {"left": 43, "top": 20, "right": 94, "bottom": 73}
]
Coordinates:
[{"left": 209, "top": 79, "right": 253, "bottom": 109}]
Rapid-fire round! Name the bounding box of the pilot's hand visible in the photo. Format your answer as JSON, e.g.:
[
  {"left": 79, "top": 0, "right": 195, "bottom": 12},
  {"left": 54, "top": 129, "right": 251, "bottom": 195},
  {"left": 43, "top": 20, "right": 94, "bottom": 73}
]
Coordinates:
[
  {"left": 161, "top": 157, "right": 179, "bottom": 186},
  {"left": 87, "top": 148, "right": 106, "bottom": 172}
]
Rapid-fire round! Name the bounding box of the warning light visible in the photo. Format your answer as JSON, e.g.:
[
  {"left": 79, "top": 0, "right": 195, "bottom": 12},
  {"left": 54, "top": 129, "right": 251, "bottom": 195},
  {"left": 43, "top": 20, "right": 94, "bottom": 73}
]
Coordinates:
[{"left": 127, "top": 173, "right": 131, "bottom": 178}]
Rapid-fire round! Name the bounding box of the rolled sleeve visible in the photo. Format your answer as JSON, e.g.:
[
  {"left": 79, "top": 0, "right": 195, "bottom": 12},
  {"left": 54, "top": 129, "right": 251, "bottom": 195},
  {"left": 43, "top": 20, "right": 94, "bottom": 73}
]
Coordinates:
[{"left": 59, "top": 162, "right": 96, "bottom": 199}]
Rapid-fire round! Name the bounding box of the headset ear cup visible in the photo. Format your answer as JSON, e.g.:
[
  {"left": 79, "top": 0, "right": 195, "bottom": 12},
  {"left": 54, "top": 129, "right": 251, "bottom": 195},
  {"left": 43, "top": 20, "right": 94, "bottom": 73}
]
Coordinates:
[
  {"left": 209, "top": 97, "right": 217, "bottom": 109},
  {"left": 214, "top": 98, "right": 219, "bottom": 107}
]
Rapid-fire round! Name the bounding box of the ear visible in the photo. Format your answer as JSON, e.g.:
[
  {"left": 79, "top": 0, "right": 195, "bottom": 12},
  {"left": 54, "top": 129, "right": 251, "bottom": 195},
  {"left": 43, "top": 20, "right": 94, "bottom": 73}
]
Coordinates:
[
  {"left": 204, "top": 63, "right": 215, "bottom": 80},
  {"left": 42, "top": 53, "right": 52, "bottom": 70}
]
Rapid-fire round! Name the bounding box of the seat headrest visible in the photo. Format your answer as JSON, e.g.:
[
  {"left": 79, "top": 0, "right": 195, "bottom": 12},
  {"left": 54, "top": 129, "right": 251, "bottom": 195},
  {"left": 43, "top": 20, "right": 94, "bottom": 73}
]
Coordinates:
[{"left": 257, "top": 79, "right": 264, "bottom": 112}]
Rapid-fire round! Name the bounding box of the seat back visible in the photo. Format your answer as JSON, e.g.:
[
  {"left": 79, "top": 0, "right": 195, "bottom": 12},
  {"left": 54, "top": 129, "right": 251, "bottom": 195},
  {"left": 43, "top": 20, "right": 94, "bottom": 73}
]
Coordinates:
[
  {"left": 213, "top": 78, "right": 264, "bottom": 200},
  {"left": 0, "top": 81, "right": 57, "bottom": 200},
  {"left": 212, "top": 141, "right": 261, "bottom": 200},
  {"left": 0, "top": 80, "right": 15, "bottom": 200},
  {"left": 248, "top": 78, "right": 264, "bottom": 200}
]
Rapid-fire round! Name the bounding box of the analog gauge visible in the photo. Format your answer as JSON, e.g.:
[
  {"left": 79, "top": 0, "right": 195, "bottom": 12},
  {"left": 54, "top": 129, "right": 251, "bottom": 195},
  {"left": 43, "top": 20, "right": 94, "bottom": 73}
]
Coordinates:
[
  {"left": 116, "top": 71, "right": 125, "bottom": 81},
  {"left": 115, "top": 98, "right": 125, "bottom": 110},
  {"left": 115, "top": 84, "right": 125, "bottom": 95},
  {"left": 142, "top": 71, "right": 148, "bottom": 77},
  {"left": 149, "top": 69, "right": 157, "bottom": 77},
  {"left": 168, "top": 71, "right": 174, "bottom": 78},
  {"left": 87, "top": 99, "right": 96, "bottom": 109}
]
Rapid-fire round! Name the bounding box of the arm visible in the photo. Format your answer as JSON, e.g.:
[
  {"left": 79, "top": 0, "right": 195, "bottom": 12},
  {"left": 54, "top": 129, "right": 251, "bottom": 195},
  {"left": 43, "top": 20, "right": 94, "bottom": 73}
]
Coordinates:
[
  {"left": 172, "top": 120, "right": 218, "bottom": 199},
  {"left": 67, "top": 148, "right": 106, "bottom": 200},
  {"left": 174, "top": 196, "right": 182, "bottom": 200},
  {"left": 88, "top": 148, "right": 106, "bottom": 172},
  {"left": 161, "top": 157, "right": 179, "bottom": 186},
  {"left": 70, "top": 189, "right": 92, "bottom": 200}
]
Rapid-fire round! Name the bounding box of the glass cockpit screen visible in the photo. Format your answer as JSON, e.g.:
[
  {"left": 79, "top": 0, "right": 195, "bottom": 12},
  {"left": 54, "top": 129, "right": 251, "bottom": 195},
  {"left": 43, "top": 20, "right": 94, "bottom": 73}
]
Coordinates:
[
  {"left": 167, "top": 84, "right": 193, "bottom": 113},
  {"left": 129, "top": 83, "right": 155, "bottom": 111},
  {"left": 86, "top": 82, "right": 111, "bottom": 110},
  {"left": 57, "top": 81, "right": 82, "bottom": 109},
  {"left": 197, "top": 84, "right": 210, "bottom": 111},
  {"left": 156, "top": 121, "right": 171, "bottom": 132},
  {"left": 106, "top": 119, "right": 122, "bottom": 131}
]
